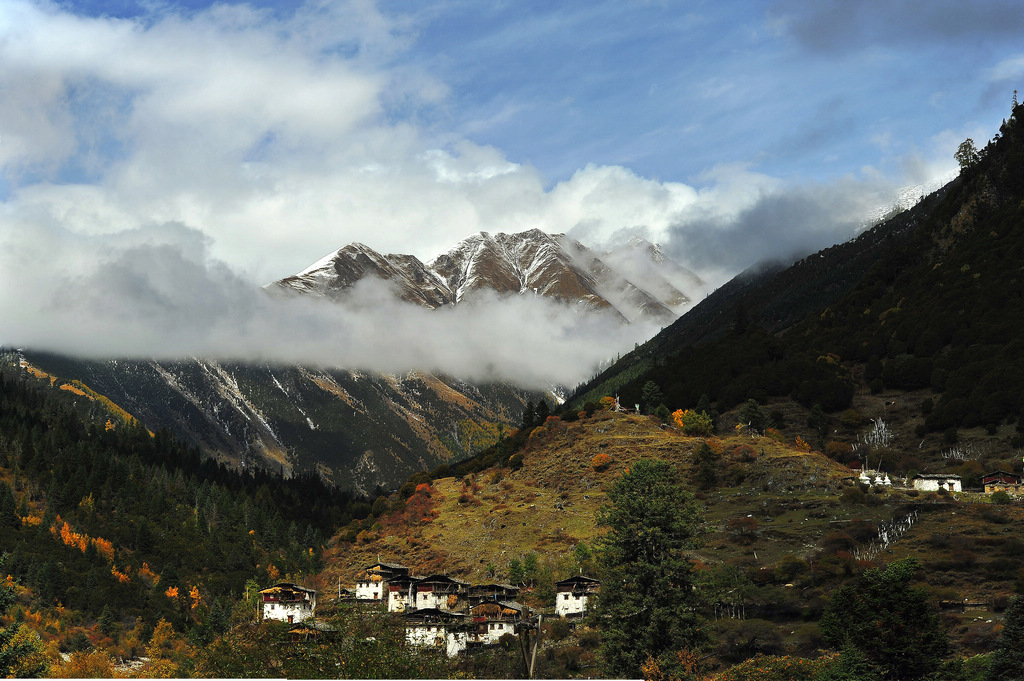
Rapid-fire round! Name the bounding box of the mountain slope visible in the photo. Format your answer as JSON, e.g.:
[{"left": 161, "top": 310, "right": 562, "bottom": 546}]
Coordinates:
[
  {"left": 569, "top": 99, "right": 1024, "bottom": 477},
  {"left": 10, "top": 351, "right": 533, "bottom": 493}
]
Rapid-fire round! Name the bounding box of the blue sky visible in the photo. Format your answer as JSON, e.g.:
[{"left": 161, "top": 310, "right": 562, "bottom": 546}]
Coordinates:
[
  {"left": 3, "top": 0, "right": 1022, "bottom": 278},
  {"left": 2, "top": 0, "right": 1024, "bottom": 374}
]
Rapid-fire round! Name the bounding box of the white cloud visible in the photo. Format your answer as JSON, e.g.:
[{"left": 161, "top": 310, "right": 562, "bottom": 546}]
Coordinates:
[{"left": 0, "top": 0, "right": 965, "bottom": 387}]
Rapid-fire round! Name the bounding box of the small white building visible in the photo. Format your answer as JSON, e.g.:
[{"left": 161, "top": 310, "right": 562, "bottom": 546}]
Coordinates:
[
  {"left": 912, "top": 474, "right": 962, "bottom": 493},
  {"left": 554, "top": 576, "right": 600, "bottom": 617},
  {"left": 355, "top": 562, "right": 409, "bottom": 602},
  {"left": 404, "top": 608, "right": 467, "bottom": 657},
  {"left": 260, "top": 583, "right": 317, "bottom": 624},
  {"left": 388, "top": 575, "right": 421, "bottom": 613},
  {"left": 469, "top": 601, "right": 528, "bottom": 646},
  {"left": 414, "top": 575, "right": 469, "bottom": 611}
]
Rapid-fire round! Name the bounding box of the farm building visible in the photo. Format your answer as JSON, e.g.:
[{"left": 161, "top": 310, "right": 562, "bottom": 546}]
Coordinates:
[
  {"left": 404, "top": 608, "right": 468, "bottom": 657},
  {"left": 554, "top": 576, "right": 600, "bottom": 617},
  {"left": 911, "top": 474, "right": 962, "bottom": 493},
  {"left": 260, "top": 583, "right": 317, "bottom": 624},
  {"left": 414, "top": 575, "right": 470, "bottom": 611},
  {"left": 355, "top": 562, "right": 409, "bottom": 602},
  {"left": 469, "top": 601, "right": 528, "bottom": 646}
]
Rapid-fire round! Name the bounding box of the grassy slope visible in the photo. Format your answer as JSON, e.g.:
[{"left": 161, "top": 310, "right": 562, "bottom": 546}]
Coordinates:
[{"left": 323, "top": 407, "right": 1023, "bottom": 669}]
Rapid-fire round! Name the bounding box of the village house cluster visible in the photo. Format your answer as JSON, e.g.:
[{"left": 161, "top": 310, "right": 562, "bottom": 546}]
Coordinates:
[
  {"left": 849, "top": 468, "right": 1024, "bottom": 495},
  {"left": 258, "top": 562, "right": 600, "bottom": 657}
]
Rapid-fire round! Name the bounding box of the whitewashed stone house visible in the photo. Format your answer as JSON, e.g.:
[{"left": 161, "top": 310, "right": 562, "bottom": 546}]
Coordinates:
[
  {"left": 469, "top": 601, "right": 528, "bottom": 646},
  {"left": 355, "top": 562, "right": 409, "bottom": 602},
  {"left": 259, "top": 583, "right": 317, "bottom": 624},
  {"left": 387, "top": 574, "right": 421, "bottom": 613},
  {"left": 404, "top": 608, "right": 468, "bottom": 657},
  {"left": 912, "top": 474, "right": 962, "bottom": 492},
  {"left": 414, "top": 575, "right": 470, "bottom": 611},
  {"left": 554, "top": 576, "right": 600, "bottom": 617}
]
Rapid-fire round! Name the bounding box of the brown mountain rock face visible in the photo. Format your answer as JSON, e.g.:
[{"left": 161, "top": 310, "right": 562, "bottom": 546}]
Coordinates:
[{"left": 269, "top": 228, "right": 704, "bottom": 323}]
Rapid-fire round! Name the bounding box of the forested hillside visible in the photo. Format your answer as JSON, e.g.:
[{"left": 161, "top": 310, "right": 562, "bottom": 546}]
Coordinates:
[
  {"left": 0, "top": 364, "right": 371, "bottom": 675},
  {"left": 571, "top": 99, "right": 1024, "bottom": 467}
]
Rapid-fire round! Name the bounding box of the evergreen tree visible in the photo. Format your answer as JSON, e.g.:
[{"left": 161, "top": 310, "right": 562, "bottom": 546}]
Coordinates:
[
  {"left": 594, "top": 459, "right": 707, "bottom": 678},
  {"left": 0, "top": 483, "right": 19, "bottom": 529},
  {"left": 820, "top": 557, "right": 948, "bottom": 680},
  {"left": 987, "top": 595, "right": 1024, "bottom": 680},
  {"left": 695, "top": 394, "right": 718, "bottom": 432},
  {"left": 738, "top": 399, "right": 768, "bottom": 434},
  {"left": 521, "top": 401, "right": 536, "bottom": 430},
  {"left": 693, "top": 441, "right": 719, "bottom": 490},
  {"left": 536, "top": 399, "right": 550, "bottom": 424},
  {"left": 641, "top": 381, "right": 664, "bottom": 414}
]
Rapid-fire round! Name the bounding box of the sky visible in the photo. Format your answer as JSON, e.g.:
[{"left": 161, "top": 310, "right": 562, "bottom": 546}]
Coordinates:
[{"left": 1, "top": 0, "right": 1023, "bottom": 385}]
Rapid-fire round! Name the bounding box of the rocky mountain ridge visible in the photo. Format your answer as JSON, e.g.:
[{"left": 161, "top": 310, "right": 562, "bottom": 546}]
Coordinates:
[{"left": 270, "top": 228, "right": 704, "bottom": 324}]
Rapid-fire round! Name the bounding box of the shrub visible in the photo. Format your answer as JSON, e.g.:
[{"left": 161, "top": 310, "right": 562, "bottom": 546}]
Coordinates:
[
  {"left": 671, "top": 409, "right": 714, "bottom": 436},
  {"left": 991, "top": 491, "right": 1011, "bottom": 505},
  {"left": 825, "top": 440, "right": 854, "bottom": 462},
  {"left": 591, "top": 453, "right": 612, "bottom": 471},
  {"left": 547, "top": 618, "right": 572, "bottom": 641}
]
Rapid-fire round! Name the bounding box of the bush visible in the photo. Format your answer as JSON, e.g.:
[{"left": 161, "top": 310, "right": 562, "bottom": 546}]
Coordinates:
[
  {"left": 547, "top": 618, "right": 572, "bottom": 641},
  {"left": 991, "top": 491, "right": 1011, "bottom": 505},
  {"left": 591, "top": 453, "right": 612, "bottom": 472}
]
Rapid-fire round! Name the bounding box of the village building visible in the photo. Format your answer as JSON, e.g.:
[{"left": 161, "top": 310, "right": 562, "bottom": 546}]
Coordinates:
[
  {"left": 404, "top": 608, "right": 468, "bottom": 657},
  {"left": 355, "top": 562, "right": 409, "bottom": 602},
  {"left": 414, "top": 575, "right": 470, "bottom": 611},
  {"left": 983, "top": 470, "right": 1024, "bottom": 494},
  {"left": 259, "top": 583, "right": 317, "bottom": 624},
  {"left": 387, "top": 574, "right": 423, "bottom": 613},
  {"left": 467, "top": 583, "right": 520, "bottom": 606},
  {"left": 554, "top": 576, "right": 600, "bottom": 617},
  {"left": 912, "top": 474, "right": 962, "bottom": 493},
  {"left": 469, "top": 601, "right": 528, "bottom": 646}
]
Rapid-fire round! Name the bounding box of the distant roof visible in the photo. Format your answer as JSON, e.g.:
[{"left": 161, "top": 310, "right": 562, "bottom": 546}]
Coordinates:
[
  {"left": 912, "top": 474, "right": 962, "bottom": 480},
  {"left": 403, "top": 608, "right": 466, "bottom": 621},
  {"left": 984, "top": 470, "right": 1019, "bottom": 477},
  {"left": 417, "top": 574, "right": 470, "bottom": 586},
  {"left": 366, "top": 562, "right": 408, "bottom": 570},
  {"left": 260, "top": 582, "right": 316, "bottom": 595},
  {"left": 555, "top": 576, "right": 601, "bottom": 586}
]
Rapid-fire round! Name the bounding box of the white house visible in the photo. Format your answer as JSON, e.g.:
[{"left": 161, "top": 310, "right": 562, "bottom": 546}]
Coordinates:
[
  {"left": 554, "top": 576, "right": 600, "bottom": 617},
  {"left": 260, "top": 583, "right": 317, "bottom": 624},
  {"left": 414, "top": 575, "right": 469, "bottom": 611},
  {"left": 469, "top": 601, "right": 527, "bottom": 646},
  {"left": 355, "top": 562, "right": 409, "bottom": 602},
  {"left": 388, "top": 575, "right": 421, "bottom": 613},
  {"left": 912, "top": 474, "right": 962, "bottom": 493},
  {"left": 404, "top": 608, "right": 467, "bottom": 657}
]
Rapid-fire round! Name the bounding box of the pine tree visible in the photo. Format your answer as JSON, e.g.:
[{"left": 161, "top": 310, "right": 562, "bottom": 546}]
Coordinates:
[
  {"left": 641, "top": 382, "right": 664, "bottom": 414},
  {"left": 595, "top": 460, "right": 707, "bottom": 677},
  {"left": 987, "top": 595, "right": 1024, "bottom": 680},
  {"left": 820, "top": 557, "right": 948, "bottom": 680}
]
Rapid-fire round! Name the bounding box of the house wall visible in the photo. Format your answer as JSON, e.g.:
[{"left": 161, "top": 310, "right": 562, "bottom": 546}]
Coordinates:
[
  {"left": 474, "top": 620, "right": 513, "bottom": 645},
  {"left": 416, "top": 590, "right": 448, "bottom": 610},
  {"left": 405, "top": 626, "right": 467, "bottom": 657},
  {"left": 356, "top": 579, "right": 384, "bottom": 601},
  {"left": 389, "top": 589, "right": 412, "bottom": 612},
  {"left": 262, "top": 600, "right": 313, "bottom": 624},
  {"left": 555, "top": 591, "right": 589, "bottom": 617},
  {"left": 913, "top": 478, "right": 962, "bottom": 492},
  {"left": 986, "top": 482, "right": 1024, "bottom": 494}
]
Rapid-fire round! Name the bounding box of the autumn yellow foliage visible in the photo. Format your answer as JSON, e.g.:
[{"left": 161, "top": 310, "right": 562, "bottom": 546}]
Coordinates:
[{"left": 50, "top": 650, "right": 114, "bottom": 679}]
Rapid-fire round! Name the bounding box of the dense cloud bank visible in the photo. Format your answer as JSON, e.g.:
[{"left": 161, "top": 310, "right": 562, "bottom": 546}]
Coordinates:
[
  {"left": 0, "top": 221, "right": 659, "bottom": 388},
  {"left": 0, "top": 0, "right": 976, "bottom": 385}
]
